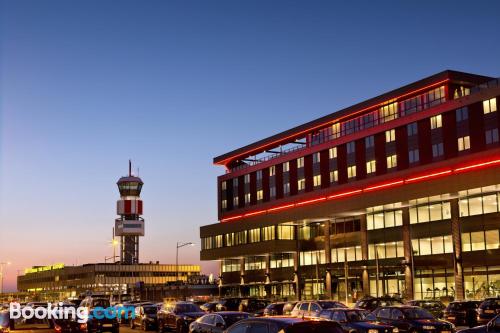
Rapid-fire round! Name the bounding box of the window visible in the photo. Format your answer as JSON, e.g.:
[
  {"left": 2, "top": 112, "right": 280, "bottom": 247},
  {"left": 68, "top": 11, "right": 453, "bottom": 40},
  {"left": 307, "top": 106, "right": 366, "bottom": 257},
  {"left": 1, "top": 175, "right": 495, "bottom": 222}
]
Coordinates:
[
  {"left": 412, "top": 235, "right": 453, "bottom": 256},
  {"left": 486, "top": 128, "right": 499, "bottom": 144},
  {"left": 283, "top": 161, "right": 289, "bottom": 172},
  {"left": 331, "top": 123, "right": 341, "bottom": 138},
  {"left": 233, "top": 196, "right": 239, "bottom": 206},
  {"left": 244, "top": 193, "right": 251, "bottom": 204},
  {"left": 456, "top": 107, "right": 468, "bottom": 122},
  {"left": 407, "top": 122, "right": 418, "bottom": 136},
  {"left": 283, "top": 182, "right": 290, "bottom": 194},
  {"left": 256, "top": 190, "right": 263, "bottom": 201},
  {"left": 367, "top": 204, "right": 403, "bottom": 230},
  {"left": 270, "top": 253, "right": 294, "bottom": 268},
  {"left": 365, "top": 135, "right": 375, "bottom": 148},
  {"left": 221, "top": 200, "right": 227, "bottom": 209},
  {"left": 277, "top": 224, "right": 294, "bottom": 240},
  {"left": 300, "top": 250, "right": 326, "bottom": 266},
  {"left": 222, "top": 259, "right": 240, "bottom": 273},
  {"left": 379, "top": 102, "right": 398, "bottom": 122},
  {"left": 457, "top": 136, "right": 470, "bottom": 151},
  {"left": 298, "top": 178, "right": 306, "bottom": 191},
  {"left": 262, "top": 226, "right": 275, "bottom": 241},
  {"left": 244, "top": 174, "right": 250, "bottom": 184},
  {"left": 385, "top": 129, "right": 396, "bottom": 143},
  {"left": 256, "top": 170, "right": 262, "bottom": 181},
  {"left": 462, "top": 230, "right": 499, "bottom": 252},
  {"left": 268, "top": 166, "right": 276, "bottom": 177},
  {"left": 368, "top": 241, "right": 404, "bottom": 259},
  {"left": 329, "top": 147, "right": 337, "bottom": 159},
  {"left": 430, "top": 115, "right": 442, "bottom": 129},
  {"left": 432, "top": 143, "right": 444, "bottom": 157},
  {"left": 313, "top": 175, "right": 321, "bottom": 187},
  {"left": 332, "top": 246, "right": 362, "bottom": 262},
  {"left": 346, "top": 141, "right": 355, "bottom": 154},
  {"left": 221, "top": 181, "right": 227, "bottom": 190},
  {"left": 245, "top": 256, "right": 266, "bottom": 271},
  {"left": 313, "top": 152, "right": 320, "bottom": 164},
  {"left": 297, "top": 157, "right": 304, "bottom": 168},
  {"left": 483, "top": 98, "right": 497, "bottom": 114},
  {"left": 409, "top": 149, "right": 419, "bottom": 163},
  {"left": 387, "top": 154, "right": 397, "bottom": 169},
  {"left": 409, "top": 196, "right": 451, "bottom": 224},
  {"left": 330, "top": 170, "right": 338, "bottom": 183},
  {"left": 249, "top": 228, "right": 260, "bottom": 243},
  {"left": 366, "top": 160, "right": 376, "bottom": 174},
  {"left": 347, "top": 165, "right": 356, "bottom": 179},
  {"left": 270, "top": 186, "right": 276, "bottom": 198}
]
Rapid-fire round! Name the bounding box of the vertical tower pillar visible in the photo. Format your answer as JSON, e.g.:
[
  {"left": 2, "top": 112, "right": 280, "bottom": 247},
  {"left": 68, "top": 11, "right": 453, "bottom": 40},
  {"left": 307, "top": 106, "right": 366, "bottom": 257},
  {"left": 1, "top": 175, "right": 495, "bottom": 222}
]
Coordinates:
[
  {"left": 402, "top": 206, "right": 414, "bottom": 300},
  {"left": 450, "top": 197, "right": 465, "bottom": 300},
  {"left": 359, "top": 214, "right": 370, "bottom": 297}
]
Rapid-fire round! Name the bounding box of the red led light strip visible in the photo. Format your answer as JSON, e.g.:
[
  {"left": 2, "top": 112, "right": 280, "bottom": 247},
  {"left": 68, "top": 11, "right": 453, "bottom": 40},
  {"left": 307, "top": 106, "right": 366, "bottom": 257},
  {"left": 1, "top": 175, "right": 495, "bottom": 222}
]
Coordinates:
[{"left": 220, "top": 156, "right": 500, "bottom": 222}]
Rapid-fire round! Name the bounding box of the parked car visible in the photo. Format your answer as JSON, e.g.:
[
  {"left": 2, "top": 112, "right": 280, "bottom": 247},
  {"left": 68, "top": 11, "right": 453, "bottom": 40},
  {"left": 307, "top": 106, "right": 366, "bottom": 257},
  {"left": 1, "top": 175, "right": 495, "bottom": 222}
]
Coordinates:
[
  {"left": 291, "top": 301, "right": 347, "bottom": 318},
  {"left": 316, "top": 308, "right": 397, "bottom": 333},
  {"left": 225, "top": 317, "right": 344, "bottom": 333},
  {"left": 200, "top": 302, "right": 218, "bottom": 313},
  {"left": 406, "top": 300, "right": 446, "bottom": 319},
  {"left": 458, "top": 314, "right": 500, "bottom": 333},
  {"left": 282, "top": 302, "right": 298, "bottom": 316},
  {"left": 157, "top": 302, "right": 205, "bottom": 333},
  {"left": 366, "top": 306, "right": 454, "bottom": 333},
  {"left": 264, "top": 303, "right": 287, "bottom": 316},
  {"left": 189, "top": 312, "right": 250, "bottom": 333},
  {"left": 238, "top": 299, "right": 270, "bottom": 316},
  {"left": 52, "top": 303, "right": 87, "bottom": 333},
  {"left": 355, "top": 297, "right": 404, "bottom": 312},
  {"left": 444, "top": 301, "right": 480, "bottom": 327},
  {"left": 0, "top": 309, "right": 10, "bottom": 333},
  {"left": 130, "top": 304, "right": 158, "bottom": 331},
  {"left": 477, "top": 298, "right": 500, "bottom": 325},
  {"left": 80, "top": 296, "right": 120, "bottom": 333},
  {"left": 215, "top": 298, "right": 243, "bottom": 312}
]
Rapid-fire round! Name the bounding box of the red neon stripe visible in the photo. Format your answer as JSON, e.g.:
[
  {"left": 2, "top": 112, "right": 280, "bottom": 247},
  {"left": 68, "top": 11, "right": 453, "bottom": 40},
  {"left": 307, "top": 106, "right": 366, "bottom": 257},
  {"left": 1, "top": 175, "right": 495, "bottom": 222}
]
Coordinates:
[
  {"left": 244, "top": 210, "right": 266, "bottom": 217},
  {"left": 221, "top": 215, "right": 243, "bottom": 222},
  {"left": 268, "top": 203, "right": 295, "bottom": 212},
  {"left": 296, "top": 197, "right": 327, "bottom": 206},
  {"left": 454, "top": 159, "right": 500, "bottom": 172},
  {"left": 327, "top": 189, "right": 363, "bottom": 200},
  {"left": 405, "top": 170, "right": 452, "bottom": 183},
  {"left": 364, "top": 180, "right": 404, "bottom": 192},
  {"left": 217, "top": 80, "right": 450, "bottom": 166}
]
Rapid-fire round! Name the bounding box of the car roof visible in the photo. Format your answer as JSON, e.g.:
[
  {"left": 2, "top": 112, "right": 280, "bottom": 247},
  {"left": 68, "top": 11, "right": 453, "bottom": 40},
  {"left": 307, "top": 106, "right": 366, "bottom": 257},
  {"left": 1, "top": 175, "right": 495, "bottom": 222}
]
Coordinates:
[
  {"left": 322, "top": 308, "right": 365, "bottom": 311},
  {"left": 241, "top": 317, "right": 306, "bottom": 324},
  {"left": 214, "top": 311, "right": 249, "bottom": 315}
]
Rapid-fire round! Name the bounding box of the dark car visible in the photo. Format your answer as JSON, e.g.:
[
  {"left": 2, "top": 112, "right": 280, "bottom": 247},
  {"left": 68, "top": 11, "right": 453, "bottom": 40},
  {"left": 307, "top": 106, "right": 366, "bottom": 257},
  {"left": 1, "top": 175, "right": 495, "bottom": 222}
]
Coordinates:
[
  {"left": 1, "top": 309, "right": 10, "bottom": 333},
  {"left": 367, "top": 306, "right": 454, "bottom": 333},
  {"left": 130, "top": 304, "right": 158, "bottom": 331},
  {"left": 406, "top": 301, "right": 446, "bottom": 319},
  {"left": 157, "top": 302, "right": 205, "bottom": 333},
  {"left": 52, "top": 304, "right": 87, "bottom": 333},
  {"left": 216, "top": 299, "right": 243, "bottom": 312},
  {"left": 457, "top": 314, "right": 500, "bottom": 333},
  {"left": 189, "top": 312, "right": 250, "bottom": 333},
  {"left": 80, "top": 296, "right": 120, "bottom": 333},
  {"left": 317, "top": 308, "right": 396, "bottom": 333},
  {"left": 200, "top": 302, "right": 219, "bottom": 313},
  {"left": 478, "top": 299, "right": 500, "bottom": 325},
  {"left": 224, "top": 317, "right": 344, "bottom": 333},
  {"left": 264, "top": 303, "right": 287, "bottom": 316},
  {"left": 238, "top": 299, "right": 270, "bottom": 316},
  {"left": 291, "top": 301, "right": 347, "bottom": 318},
  {"left": 444, "top": 301, "right": 480, "bottom": 327},
  {"left": 355, "top": 297, "right": 404, "bottom": 312}
]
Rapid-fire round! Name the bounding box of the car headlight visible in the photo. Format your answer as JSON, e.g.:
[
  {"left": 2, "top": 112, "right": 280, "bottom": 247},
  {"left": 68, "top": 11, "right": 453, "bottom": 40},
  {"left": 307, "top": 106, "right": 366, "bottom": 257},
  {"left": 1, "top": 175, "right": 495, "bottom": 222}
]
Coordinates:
[
  {"left": 182, "top": 316, "right": 190, "bottom": 321},
  {"left": 423, "top": 326, "right": 435, "bottom": 330},
  {"left": 393, "top": 328, "right": 399, "bottom": 333},
  {"left": 368, "top": 329, "right": 379, "bottom": 333}
]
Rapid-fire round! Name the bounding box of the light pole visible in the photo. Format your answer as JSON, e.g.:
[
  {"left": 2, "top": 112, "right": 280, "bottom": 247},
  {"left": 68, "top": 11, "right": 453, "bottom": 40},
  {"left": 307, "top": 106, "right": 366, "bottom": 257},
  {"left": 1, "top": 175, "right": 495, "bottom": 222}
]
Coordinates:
[
  {"left": 176, "top": 242, "right": 194, "bottom": 283},
  {"left": 0, "top": 262, "right": 12, "bottom": 295}
]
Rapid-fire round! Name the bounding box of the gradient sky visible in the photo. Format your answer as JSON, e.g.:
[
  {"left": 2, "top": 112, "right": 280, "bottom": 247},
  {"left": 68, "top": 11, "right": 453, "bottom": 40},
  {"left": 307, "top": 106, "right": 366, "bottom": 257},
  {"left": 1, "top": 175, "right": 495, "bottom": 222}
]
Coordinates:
[{"left": 1, "top": 0, "right": 500, "bottom": 292}]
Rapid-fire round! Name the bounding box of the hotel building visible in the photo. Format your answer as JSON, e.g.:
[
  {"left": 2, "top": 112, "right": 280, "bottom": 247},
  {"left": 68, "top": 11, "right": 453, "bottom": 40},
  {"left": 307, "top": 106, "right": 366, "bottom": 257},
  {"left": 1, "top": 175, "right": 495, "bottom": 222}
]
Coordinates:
[{"left": 200, "top": 70, "right": 500, "bottom": 301}]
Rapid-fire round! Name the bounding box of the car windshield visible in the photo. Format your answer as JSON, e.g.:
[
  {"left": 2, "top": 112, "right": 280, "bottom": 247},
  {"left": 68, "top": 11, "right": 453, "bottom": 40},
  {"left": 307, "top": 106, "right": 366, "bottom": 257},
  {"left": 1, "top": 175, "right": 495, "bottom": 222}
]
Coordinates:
[
  {"left": 403, "top": 308, "right": 434, "bottom": 319},
  {"left": 93, "top": 299, "right": 110, "bottom": 308},
  {"left": 222, "top": 314, "right": 249, "bottom": 326},
  {"left": 447, "top": 303, "right": 466, "bottom": 311},
  {"left": 318, "top": 301, "right": 344, "bottom": 309},
  {"left": 345, "top": 310, "right": 369, "bottom": 322},
  {"left": 481, "top": 300, "right": 500, "bottom": 307},
  {"left": 176, "top": 304, "right": 201, "bottom": 313},
  {"left": 143, "top": 307, "right": 157, "bottom": 314}
]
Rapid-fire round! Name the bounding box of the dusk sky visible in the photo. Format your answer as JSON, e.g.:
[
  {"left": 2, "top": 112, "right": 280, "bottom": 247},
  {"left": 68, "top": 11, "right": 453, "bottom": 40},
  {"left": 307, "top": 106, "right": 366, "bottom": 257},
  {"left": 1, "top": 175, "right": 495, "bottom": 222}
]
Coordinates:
[{"left": 1, "top": 0, "right": 500, "bottom": 292}]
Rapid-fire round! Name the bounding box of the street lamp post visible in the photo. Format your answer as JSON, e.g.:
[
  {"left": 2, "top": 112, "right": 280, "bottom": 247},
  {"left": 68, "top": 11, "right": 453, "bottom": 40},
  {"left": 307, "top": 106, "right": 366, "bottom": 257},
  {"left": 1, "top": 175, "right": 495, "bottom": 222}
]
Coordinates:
[
  {"left": 0, "top": 262, "right": 12, "bottom": 295},
  {"left": 176, "top": 242, "right": 194, "bottom": 282}
]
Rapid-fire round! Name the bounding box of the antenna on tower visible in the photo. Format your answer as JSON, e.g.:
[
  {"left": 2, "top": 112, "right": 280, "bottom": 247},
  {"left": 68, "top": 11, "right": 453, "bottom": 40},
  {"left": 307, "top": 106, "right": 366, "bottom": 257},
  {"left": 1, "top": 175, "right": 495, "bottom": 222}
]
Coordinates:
[{"left": 129, "top": 159, "right": 132, "bottom": 176}]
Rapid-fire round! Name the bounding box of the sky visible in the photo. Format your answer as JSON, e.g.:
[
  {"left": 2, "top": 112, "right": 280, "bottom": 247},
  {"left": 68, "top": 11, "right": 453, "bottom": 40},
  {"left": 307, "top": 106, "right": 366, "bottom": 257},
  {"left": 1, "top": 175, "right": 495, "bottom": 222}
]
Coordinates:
[{"left": 0, "top": 0, "right": 499, "bottom": 292}]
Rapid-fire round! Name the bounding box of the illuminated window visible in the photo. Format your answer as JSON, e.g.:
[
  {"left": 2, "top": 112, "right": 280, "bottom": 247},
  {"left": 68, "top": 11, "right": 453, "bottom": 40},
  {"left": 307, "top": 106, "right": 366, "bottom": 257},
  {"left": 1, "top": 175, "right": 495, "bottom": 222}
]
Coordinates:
[
  {"left": 486, "top": 129, "right": 499, "bottom": 144},
  {"left": 365, "top": 135, "right": 375, "bottom": 148},
  {"left": 283, "top": 182, "right": 290, "bottom": 194},
  {"left": 409, "top": 196, "right": 451, "bottom": 224},
  {"left": 244, "top": 193, "right": 251, "bottom": 204},
  {"left": 277, "top": 224, "right": 294, "bottom": 240},
  {"left": 483, "top": 98, "right": 497, "bottom": 114},
  {"left": 221, "top": 181, "right": 226, "bottom": 190},
  {"left": 298, "top": 178, "right": 306, "bottom": 191},
  {"left": 249, "top": 228, "right": 260, "bottom": 243},
  {"left": 283, "top": 161, "right": 289, "bottom": 172},
  {"left": 330, "top": 170, "right": 338, "bottom": 183},
  {"left": 409, "top": 149, "right": 419, "bottom": 163},
  {"left": 215, "top": 235, "right": 223, "bottom": 248},
  {"left": 387, "top": 154, "right": 397, "bottom": 169},
  {"left": 458, "top": 136, "right": 470, "bottom": 151},
  {"left": 385, "top": 129, "right": 396, "bottom": 143},
  {"left": 329, "top": 147, "right": 337, "bottom": 159},
  {"left": 331, "top": 123, "right": 341, "bottom": 138},
  {"left": 269, "top": 165, "right": 276, "bottom": 176},
  {"left": 367, "top": 204, "right": 403, "bottom": 230},
  {"left": 297, "top": 157, "right": 304, "bottom": 168},
  {"left": 270, "top": 253, "right": 294, "bottom": 268},
  {"left": 332, "top": 246, "right": 362, "bottom": 263},
  {"left": 245, "top": 256, "right": 266, "bottom": 271},
  {"left": 313, "top": 175, "right": 321, "bottom": 187},
  {"left": 244, "top": 174, "right": 250, "bottom": 184},
  {"left": 432, "top": 143, "right": 444, "bottom": 157},
  {"left": 379, "top": 101, "right": 398, "bottom": 122},
  {"left": 368, "top": 241, "right": 404, "bottom": 259},
  {"left": 366, "top": 160, "right": 376, "bottom": 174},
  {"left": 313, "top": 152, "right": 320, "bottom": 164},
  {"left": 221, "top": 200, "right": 227, "bottom": 209},
  {"left": 456, "top": 107, "right": 468, "bottom": 122},
  {"left": 347, "top": 165, "right": 356, "bottom": 179},
  {"left": 407, "top": 122, "right": 418, "bottom": 136},
  {"left": 270, "top": 186, "right": 276, "bottom": 198},
  {"left": 233, "top": 196, "right": 239, "bottom": 206},
  {"left": 430, "top": 115, "right": 442, "bottom": 129},
  {"left": 300, "top": 250, "right": 326, "bottom": 266},
  {"left": 346, "top": 141, "right": 355, "bottom": 154},
  {"left": 412, "top": 235, "right": 453, "bottom": 256},
  {"left": 262, "top": 226, "right": 275, "bottom": 241},
  {"left": 222, "top": 259, "right": 240, "bottom": 272},
  {"left": 256, "top": 190, "right": 263, "bottom": 201}
]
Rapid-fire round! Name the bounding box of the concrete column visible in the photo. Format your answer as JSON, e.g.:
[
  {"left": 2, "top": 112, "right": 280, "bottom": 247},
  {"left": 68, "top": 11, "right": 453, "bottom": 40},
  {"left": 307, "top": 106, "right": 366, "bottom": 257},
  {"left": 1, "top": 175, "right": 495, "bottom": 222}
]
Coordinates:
[
  {"left": 359, "top": 214, "right": 370, "bottom": 296},
  {"left": 324, "top": 220, "right": 332, "bottom": 299},
  {"left": 293, "top": 251, "right": 301, "bottom": 300},
  {"left": 265, "top": 254, "right": 271, "bottom": 298},
  {"left": 450, "top": 197, "right": 465, "bottom": 300},
  {"left": 240, "top": 257, "right": 245, "bottom": 297},
  {"left": 402, "top": 206, "right": 414, "bottom": 300}
]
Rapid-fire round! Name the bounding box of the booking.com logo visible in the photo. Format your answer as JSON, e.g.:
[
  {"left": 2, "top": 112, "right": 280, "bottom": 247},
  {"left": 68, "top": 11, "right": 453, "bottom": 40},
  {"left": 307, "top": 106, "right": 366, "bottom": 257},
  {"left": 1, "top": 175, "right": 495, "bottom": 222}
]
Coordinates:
[{"left": 9, "top": 303, "right": 136, "bottom": 323}]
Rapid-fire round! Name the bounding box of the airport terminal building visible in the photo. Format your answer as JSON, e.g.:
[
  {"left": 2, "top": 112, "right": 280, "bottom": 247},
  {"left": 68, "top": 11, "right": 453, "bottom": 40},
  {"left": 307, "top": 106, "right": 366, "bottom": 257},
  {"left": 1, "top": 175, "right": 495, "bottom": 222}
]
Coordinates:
[{"left": 200, "top": 70, "right": 500, "bottom": 302}]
